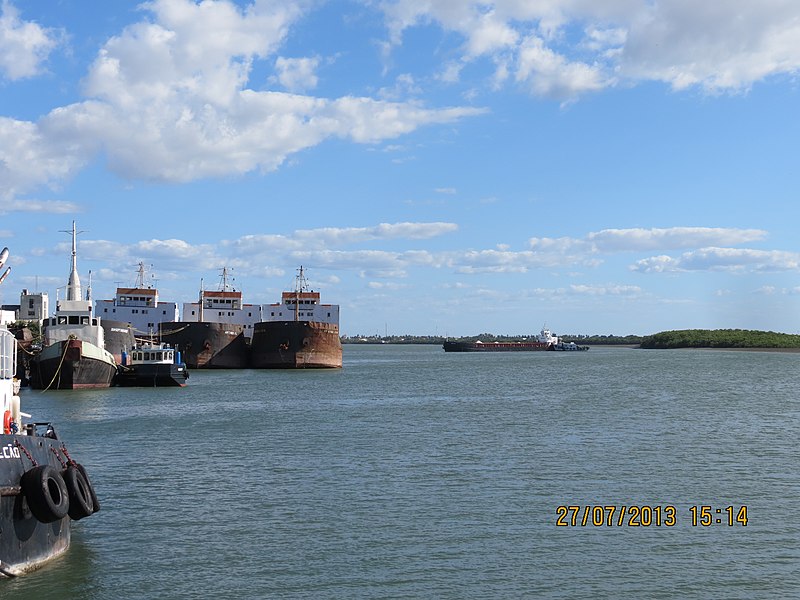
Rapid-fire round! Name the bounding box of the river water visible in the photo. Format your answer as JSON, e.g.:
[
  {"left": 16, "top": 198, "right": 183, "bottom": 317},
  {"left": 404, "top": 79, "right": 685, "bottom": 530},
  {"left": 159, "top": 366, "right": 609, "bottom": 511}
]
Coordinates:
[{"left": 4, "top": 345, "right": 798, "bottom": 598}]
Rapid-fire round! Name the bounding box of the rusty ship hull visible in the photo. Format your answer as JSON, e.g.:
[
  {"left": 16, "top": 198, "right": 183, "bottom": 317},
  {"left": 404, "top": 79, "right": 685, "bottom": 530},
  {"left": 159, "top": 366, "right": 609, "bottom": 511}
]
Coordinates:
[
  {"left": 250, "top": 321, "right": 342, "bottom": 369},
  {"left": 158, "top": 322, "right": 249, "bottom": 369}
]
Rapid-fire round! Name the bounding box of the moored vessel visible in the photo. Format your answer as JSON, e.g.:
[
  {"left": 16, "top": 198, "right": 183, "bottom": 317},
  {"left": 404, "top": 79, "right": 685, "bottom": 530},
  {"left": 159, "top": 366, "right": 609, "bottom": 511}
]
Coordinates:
[
  {"left": 116, "top": 341, "right": 189, "bottom": 387},
  {"left": 1, "top": 251, "right": 100, "bottom": 577},
  {"left": 158, "top": 268, "right": 254, "bottom": 369},
  {"left": 28, "top": 222, "right": 117, "bottom": 389},
  {"left": 443, "top": 327, "right": 562, "bottom": 352},
  {"left": 250, "top": 267, "right": 342, "bottom": 369}
]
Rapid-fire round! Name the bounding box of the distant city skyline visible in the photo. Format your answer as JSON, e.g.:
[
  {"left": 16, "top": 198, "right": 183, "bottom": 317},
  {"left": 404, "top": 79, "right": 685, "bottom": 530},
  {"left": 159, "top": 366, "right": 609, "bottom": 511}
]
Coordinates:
[{"left": 2, "top": 1, "right": 800, "bottom": 337}]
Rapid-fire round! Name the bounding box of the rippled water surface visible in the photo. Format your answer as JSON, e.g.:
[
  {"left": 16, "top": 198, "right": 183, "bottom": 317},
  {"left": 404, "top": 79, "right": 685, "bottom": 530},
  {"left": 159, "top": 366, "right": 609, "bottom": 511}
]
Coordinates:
[{"left": 4, "top": 345, "right": 799, "bottom": 598}]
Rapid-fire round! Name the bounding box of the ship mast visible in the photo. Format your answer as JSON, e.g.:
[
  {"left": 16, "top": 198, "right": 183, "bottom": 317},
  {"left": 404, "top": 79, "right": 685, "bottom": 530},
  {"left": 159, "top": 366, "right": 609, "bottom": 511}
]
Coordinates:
[
  {"left": 293, "top": 266, "right": 310, "bottom": 322},
  {"left": 61, "top": 220, "right": 85, "bottom": 302},
  {"left": 134, "top": 261, "right": 151, "bottom": 288}
]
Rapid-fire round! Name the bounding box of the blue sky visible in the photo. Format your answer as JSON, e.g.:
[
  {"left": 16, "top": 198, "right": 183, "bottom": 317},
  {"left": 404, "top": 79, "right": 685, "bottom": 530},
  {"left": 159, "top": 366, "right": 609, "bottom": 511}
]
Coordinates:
[{"left": 1, "top": 0, "right": 799, "bottom": 337}]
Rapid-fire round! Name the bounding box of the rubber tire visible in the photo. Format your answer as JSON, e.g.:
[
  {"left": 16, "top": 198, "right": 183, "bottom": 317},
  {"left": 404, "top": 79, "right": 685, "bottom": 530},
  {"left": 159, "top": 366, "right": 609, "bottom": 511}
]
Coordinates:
[
  {"left": 62, "top": 465, "right": 94, "bottom": 520},
  {"left": 20, "top": 465, "right": 70, "bottom": 523},
  {"left": 76, "top": 463, "right": 100, "bottom": 513}
]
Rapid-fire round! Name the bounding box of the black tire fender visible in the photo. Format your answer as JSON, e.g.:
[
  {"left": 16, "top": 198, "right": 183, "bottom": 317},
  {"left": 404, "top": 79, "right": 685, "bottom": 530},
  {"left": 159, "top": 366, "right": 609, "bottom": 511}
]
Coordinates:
[
  {"left": 62, "top": 465, "right": 94, "bottom": 520},
  {"left": 75, "top": 462, "right": 100, "bottom": 513},
  {"left": 20, "top": 465, "right": 69, "bottom": 523}
]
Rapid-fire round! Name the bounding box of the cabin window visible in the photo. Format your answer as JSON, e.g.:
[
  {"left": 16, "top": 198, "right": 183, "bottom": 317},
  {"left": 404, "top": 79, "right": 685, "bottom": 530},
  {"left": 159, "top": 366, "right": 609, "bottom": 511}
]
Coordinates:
[
  {"left": 167, "top": 351, "right": 173, "bottom": 360},
  {"left": 81, "top": 316, "right": 89, "bottom": 325},
  {"left": 156, "top": 352, "right": 163, "bottom": 360},
  {"left": 144, "top": 352, "right": 150, "bottom": 360}
]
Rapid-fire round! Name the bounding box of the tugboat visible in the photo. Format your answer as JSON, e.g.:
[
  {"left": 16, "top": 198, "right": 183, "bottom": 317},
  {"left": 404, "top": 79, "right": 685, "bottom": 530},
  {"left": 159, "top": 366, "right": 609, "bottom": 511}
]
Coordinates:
[
  {"left": 28, "top": 222, "right": 117, "bottom": 389},
  {"left": 115, "top": 341, "right": 189, "bottom": 387},
  {"left": 250, "top": 266, "right": 342, "bottom": 369},
  {"left": 1, "top": 249, "right": 99, "bottom": 577}
]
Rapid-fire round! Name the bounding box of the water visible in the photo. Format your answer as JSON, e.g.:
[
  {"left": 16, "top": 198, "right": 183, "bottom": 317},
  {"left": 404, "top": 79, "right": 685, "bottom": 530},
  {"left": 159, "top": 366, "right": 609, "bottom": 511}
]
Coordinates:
[{"left": 3, "top": 345, "right": 798, "bottom": 598}]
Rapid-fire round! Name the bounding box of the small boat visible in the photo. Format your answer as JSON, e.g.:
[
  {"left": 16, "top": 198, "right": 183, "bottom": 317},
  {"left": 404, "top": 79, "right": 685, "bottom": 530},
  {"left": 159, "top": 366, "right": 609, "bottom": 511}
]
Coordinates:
[
  {"left": 115, "top": 341, "right": 189, "bottom": 387},
  {"left": 552, "top": 341, "right": 589, "bottom": 351},
  {"left": 1, "top": 249, "right": 100, "bottom": 577}
]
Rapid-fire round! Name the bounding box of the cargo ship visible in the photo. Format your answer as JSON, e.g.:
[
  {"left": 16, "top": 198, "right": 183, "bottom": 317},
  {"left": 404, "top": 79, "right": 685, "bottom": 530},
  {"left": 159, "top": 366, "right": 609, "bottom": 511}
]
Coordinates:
[
  {"left": 158, "top": 268, "right": 257, "bottom": 369},
  {"left": 250, "top": 267, "right": 342, "bottom": 369},
  {"left": 443, "top": 327, "right": 570, "bottom": 352},
  {"left": 1, "top": 249, "right": 100, "bottom": 577},
  {"left": 28, "top": 222, "right": 117, "bottom": 389}
]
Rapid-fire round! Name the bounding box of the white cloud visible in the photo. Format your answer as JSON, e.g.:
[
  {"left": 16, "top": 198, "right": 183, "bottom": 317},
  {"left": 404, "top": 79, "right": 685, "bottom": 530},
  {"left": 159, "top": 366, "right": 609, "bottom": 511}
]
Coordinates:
[
  {"left": 631, "top": 247, "right": 800, "bottom": 273},
  {"left": 530, "top": 227, "right": 768, "bottom": 254},
  {"left": 378, "top": 0, "right": 800, "bottom": 98},
  {"left": 568, "top": 283, "right": 642, "bottom": 296},
  {"left": 586, "top": 227, "right": 768, "bottom": 252},
  {"left": 0, "top": 0, "right": 485, "bottom": 196},
  {"left": 515, "top": 35, "right": 608, "bottom": 99},
  {"left": 226, "top": 222, "right": 458, "bottom": 254},
  {"left": 0, "top": 198, "right": 82, "bottom": 214},
  {"left": 0, "top": 1, "right": 59, "bottom": 80},
  {"left": 274, "top": 56, "right": 320, "bottom": 92}
]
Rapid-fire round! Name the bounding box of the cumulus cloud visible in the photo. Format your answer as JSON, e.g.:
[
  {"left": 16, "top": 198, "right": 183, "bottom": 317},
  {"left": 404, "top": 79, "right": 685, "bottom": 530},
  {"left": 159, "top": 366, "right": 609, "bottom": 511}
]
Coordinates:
[
  {"left": 451, "top": 248, "right": 596, "bottom": 273},
  {"left": 0, "top": 0, "right": 485, "bottom": 196},
  {"left": 274, "top": 56, "right": 320, "bottom": 92},
  {"left": 378, "top": 0, "right": 800, "bottom": 98},
  {"left": 530, "top": 227, "right": 768, "bottom": 254},
  {"left": 0, "top": 199, "right": 82, "bottom": 215},
  {"left": 0, "top": 1, "right": 59, "bottom": 80},
  {"left": 225, "top": 222, "right": 458, "bottom": 254},
  {"left": 631, "top": 248, "right": 800, "bottom": 273}
]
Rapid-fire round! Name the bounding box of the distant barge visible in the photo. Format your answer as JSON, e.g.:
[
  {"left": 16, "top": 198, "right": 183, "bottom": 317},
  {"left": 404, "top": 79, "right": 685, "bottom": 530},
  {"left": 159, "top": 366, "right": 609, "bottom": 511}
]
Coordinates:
[{"left": 443, "top": 327, "right": 588, "bottom": 352}]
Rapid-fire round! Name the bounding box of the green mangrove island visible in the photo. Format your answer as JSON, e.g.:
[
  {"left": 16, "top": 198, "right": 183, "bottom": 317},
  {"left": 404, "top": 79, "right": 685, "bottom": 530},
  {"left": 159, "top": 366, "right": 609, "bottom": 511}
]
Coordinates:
[{"left": 638, "top": 329, "right": 800, "bottom": 349}]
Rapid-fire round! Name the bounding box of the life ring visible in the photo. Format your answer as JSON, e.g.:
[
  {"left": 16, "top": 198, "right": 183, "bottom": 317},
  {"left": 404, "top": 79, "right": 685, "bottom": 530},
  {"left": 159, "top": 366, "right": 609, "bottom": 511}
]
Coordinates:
[
  {"left": 75, "top": 463, "right": 100, "bottom": 513},
  {"left": 20, "top": 465, "right": 70, "bottom": 523},
  {"left": 62, "top": 465, "right": 94, "bottom": 520},
  {"left": 2, "top": 410, "right": 11, "bottom": 434}
]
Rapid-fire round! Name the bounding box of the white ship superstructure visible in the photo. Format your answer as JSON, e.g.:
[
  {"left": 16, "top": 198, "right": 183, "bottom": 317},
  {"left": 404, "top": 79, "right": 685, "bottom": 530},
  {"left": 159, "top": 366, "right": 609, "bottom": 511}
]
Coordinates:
[
  {"left": 180, "top": 268, "right": 262, "bottom": 338},
  {"left": 261, "top": 267, "right": 339, "bottom": 325},
  {"left": 95, "top": 262, "right": 179, "bottom": 336}
]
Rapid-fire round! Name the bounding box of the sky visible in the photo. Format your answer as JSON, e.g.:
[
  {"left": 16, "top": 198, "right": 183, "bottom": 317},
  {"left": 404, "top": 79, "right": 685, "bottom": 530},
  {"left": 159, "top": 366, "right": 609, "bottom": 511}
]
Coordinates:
[{"left": 1, "top": 0, "right": 799, "bottom": 338}]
